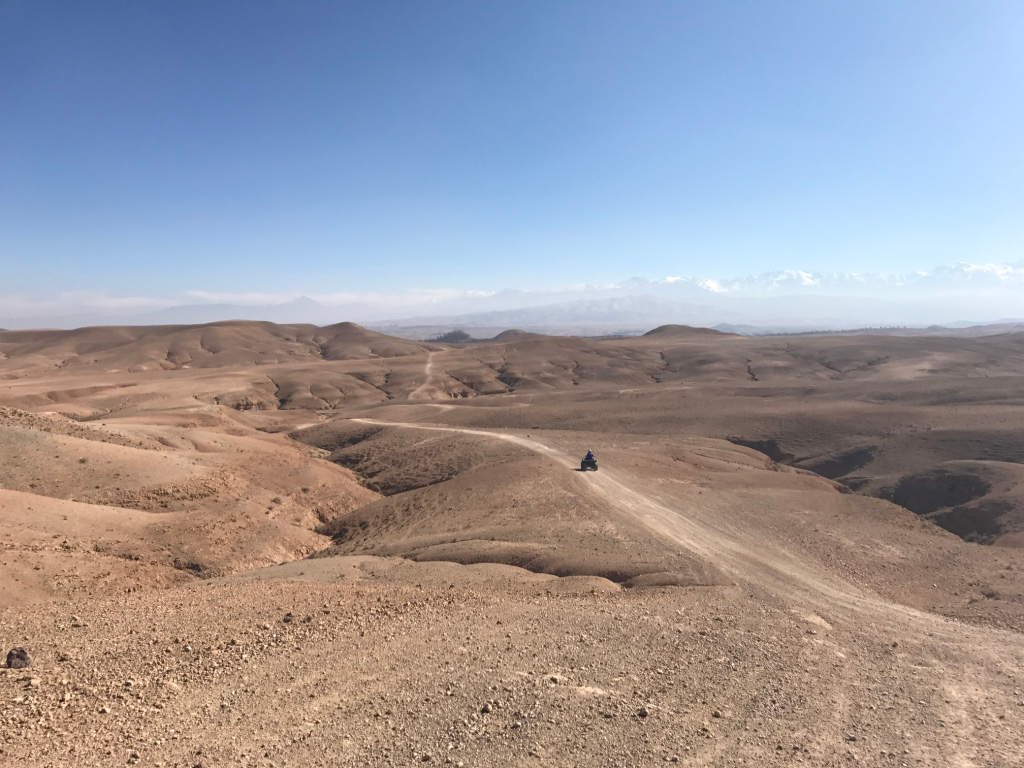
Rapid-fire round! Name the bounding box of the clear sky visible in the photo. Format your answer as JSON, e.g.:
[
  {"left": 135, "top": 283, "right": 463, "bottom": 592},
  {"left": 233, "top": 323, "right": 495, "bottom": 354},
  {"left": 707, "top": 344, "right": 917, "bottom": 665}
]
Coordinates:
[{"left": 2, "top": 1, "right": 1023, "bottom": 303}]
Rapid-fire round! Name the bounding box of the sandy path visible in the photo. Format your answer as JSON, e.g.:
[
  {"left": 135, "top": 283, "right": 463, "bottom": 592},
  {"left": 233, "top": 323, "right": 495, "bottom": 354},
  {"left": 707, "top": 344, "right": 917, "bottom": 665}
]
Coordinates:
[
  {"left": 347, "top": 418, "right": 1020, "bottom": 638},
  {"left": 348, "top": 417, "right": 1024, "bottom": 767},
  {"left": 407, "top": 351, "right": 438, "bottom": 401},
  {"left": 347, "top": 418, "right": 880, "bottom": 617},
  {"left": 346, "top": 420, "right": 846, "bottom": 591}
]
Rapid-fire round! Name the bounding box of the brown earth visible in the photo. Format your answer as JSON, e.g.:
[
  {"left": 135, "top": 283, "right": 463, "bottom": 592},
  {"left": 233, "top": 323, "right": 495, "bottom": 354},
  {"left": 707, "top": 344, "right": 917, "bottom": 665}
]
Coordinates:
[{"left": 2, "top": 321, "right": 1024, "bottom": 766}]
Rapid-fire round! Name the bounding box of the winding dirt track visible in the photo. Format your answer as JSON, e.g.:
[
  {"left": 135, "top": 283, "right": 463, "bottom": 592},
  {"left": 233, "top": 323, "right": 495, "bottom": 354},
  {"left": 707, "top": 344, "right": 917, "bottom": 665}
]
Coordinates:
[
  {"left": 349, "top": 418, "right": 1024, "bottom": 765},
  {"left": 407, "top": 351, "right": 439, "bottom": 401},
  {"left": 348, "top": 418, "right": 1019, "bottom": 641}
]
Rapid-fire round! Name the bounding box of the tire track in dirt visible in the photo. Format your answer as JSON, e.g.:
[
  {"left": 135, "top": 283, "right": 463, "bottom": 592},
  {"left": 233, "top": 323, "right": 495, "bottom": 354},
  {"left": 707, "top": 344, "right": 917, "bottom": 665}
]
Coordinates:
[
  {"left": 408, "top": 352, "right": 438, "bottom": 401},
  {"left": 346, "top": 419, "right": 858, "bottom": 606},
  {"left": 346, "top": 418, "right": 1015, "bottom": 638},
  {"left": 350, "top": 418, "right": 1024, "bottom": 764}
]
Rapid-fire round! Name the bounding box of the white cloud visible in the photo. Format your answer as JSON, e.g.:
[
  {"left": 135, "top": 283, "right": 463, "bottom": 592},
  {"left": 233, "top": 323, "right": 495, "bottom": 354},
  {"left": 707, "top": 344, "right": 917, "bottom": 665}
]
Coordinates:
[
  {"left": 184, "top": 287, "right": 495, "bottom": 309},
  {"left": 186, "top": 290, "right": 302, "bottom": 305},
  {"left": 697, "top": 279, "right": 725, "bottom": 293},
  {"left": 0, "top": 292, "right": 176, "bottom": 318},
  {"left": 4, "top": 259, "right": 1024, "bottom": 328}
]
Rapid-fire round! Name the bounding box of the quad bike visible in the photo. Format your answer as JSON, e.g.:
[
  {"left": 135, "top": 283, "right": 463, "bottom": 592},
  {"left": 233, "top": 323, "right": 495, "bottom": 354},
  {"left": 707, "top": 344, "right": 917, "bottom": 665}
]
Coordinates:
[{"left": 580, "top": 456, "right": 598, "bottom": 472}]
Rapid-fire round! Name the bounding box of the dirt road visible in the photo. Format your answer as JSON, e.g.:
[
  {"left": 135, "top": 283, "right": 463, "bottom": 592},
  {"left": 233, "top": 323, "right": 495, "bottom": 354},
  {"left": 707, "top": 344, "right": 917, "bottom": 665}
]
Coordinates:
[
  {"left": 343, "top": 417, "right": 1024, "bottom": 764},
  {"left": 349, "top": 417, "right": 1019, "bottom": 634},
  {"left": 408, "top": 351, "right": 439, "bottom": 401}
]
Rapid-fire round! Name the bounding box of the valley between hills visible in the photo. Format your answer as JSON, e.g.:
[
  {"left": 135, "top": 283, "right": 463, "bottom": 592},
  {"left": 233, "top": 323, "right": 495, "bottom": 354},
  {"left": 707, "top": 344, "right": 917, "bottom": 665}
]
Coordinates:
[{"left": 2, "top": 320, "right": 1023, "bottom": 767}]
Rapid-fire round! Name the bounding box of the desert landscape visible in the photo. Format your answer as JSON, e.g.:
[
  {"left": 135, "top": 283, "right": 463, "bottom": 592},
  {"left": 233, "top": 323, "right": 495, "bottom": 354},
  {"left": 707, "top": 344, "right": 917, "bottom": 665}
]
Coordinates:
[{"left": 1, "top": 320, "right": 1023, "bottom": 767}]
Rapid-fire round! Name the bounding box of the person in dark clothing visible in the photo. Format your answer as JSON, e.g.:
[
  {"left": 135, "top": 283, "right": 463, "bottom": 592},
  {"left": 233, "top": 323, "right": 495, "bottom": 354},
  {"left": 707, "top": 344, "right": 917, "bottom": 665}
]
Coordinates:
[{"left": 581, "top": 450, "right": 598, "bottom": 471}]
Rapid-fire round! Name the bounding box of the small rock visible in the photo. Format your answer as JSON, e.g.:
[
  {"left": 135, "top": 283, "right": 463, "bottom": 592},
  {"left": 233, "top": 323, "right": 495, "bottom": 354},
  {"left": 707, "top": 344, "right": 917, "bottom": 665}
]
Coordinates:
[
  {"left": 28, "top": 677, "right": 41, "bottom": 687},
  {"left": 637, "top": 707, "right": 649, "bottom": 718},
  {"left": 6, "top": 647, "right": 31, "bottom": 669},
  {"left": 481, "top": 702, "right": 493, "bottom": 714},
  {"left": 712, "top": 709, "right": 723, "bottom": 718},
  {"left": 282, "top": 613, "right": 294, "bottom": 624},
  {"left": 99, "top": 705, "right": 111, "bottom": 714}
]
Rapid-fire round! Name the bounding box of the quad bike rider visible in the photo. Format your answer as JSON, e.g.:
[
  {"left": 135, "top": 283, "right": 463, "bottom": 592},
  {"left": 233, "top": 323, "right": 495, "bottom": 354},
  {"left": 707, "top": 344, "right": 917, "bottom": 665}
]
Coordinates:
[{"left": 581, "top": 449, "right": 598, "bottom": 472}]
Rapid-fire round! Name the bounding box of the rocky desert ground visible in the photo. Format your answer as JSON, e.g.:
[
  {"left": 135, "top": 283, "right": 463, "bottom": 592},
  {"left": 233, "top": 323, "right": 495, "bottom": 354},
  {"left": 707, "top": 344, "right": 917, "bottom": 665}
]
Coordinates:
[{"left": 2, "top": 320, "right": 1023, "bottom": 767}]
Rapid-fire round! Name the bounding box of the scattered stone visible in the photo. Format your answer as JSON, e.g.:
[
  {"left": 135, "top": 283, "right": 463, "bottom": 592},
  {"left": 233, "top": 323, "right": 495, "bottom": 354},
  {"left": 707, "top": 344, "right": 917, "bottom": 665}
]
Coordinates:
[
  {"left": 481, "top": 702, "right": 493, "bottom": 714},
  {"left": 712, "top": 709, "right": 723, "bottom": 718},
  {"left": 6, "top": 647, "right": 31, "bottom": 669},
  {"left": 637, "top": 707, "right": 649, "bottom": 718},
  {"left": 283, "top": 613, "right": 294, "bottom": 624}
]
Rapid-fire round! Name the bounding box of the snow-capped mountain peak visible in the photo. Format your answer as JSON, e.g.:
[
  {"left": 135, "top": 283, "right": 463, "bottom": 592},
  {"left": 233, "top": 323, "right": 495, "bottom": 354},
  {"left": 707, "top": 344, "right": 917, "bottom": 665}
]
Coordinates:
[{"left": 634, "top": 261, "right": 1024, "bottom": 296}]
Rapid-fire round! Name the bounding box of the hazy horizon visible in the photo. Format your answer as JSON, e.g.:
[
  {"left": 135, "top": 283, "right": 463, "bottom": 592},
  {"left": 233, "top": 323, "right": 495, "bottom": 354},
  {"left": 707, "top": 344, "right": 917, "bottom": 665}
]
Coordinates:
[
  {"left": 3, "top": 3, "right": 1022, "bottom": 326},
  {"left": 2, "top": 258, "right": 1023, "bottom": 332}
]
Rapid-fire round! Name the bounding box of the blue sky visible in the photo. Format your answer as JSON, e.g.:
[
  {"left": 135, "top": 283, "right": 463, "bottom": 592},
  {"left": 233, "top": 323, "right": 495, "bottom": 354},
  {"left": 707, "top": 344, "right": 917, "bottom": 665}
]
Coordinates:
[{"left": 2, "top": 1, "right": 1023, "bottom": 305}]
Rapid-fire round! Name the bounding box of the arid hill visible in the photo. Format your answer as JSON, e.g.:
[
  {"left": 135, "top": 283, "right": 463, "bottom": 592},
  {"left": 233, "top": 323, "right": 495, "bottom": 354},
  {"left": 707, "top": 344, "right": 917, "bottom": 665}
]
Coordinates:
[
  {"left": 0, "top": 320, "right": 438, "bottom": 376},
  {"left": 642, "top": 323, "right": 736, "bottom": 336},
  {"left": 2, "top": 321, "right": 1024, "bottom": 766}
]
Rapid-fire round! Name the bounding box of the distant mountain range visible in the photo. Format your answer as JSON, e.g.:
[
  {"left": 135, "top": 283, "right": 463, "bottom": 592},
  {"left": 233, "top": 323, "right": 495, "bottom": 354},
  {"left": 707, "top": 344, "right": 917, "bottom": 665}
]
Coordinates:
[
  {"left": 371, "top": 293, "right": 1024, "bottom": 339},
  {"left": 3, "top": 260, "right": 1022, "bottom": 332},
  {"left": 621, "top": 262, "right": 1024, "bottom": 296}
]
